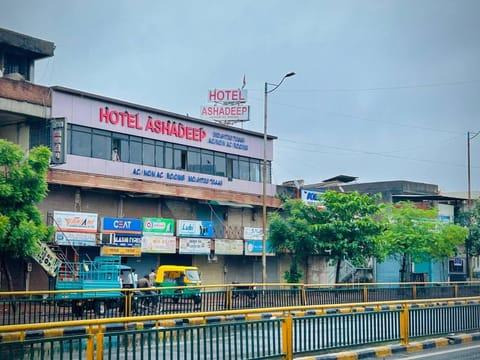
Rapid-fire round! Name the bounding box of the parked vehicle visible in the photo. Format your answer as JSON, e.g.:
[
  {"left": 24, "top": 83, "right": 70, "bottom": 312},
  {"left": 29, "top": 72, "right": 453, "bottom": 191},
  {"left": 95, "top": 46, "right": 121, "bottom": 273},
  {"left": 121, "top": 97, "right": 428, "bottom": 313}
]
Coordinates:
[
  {"left": 232, "top": 281, "right": 257, "bottom": 300},
  {"left": 55, "top": 256, "right": 135, "bottom": 317},
  {"left": 154, "top": 265, "right": 202, "bottom": 304}
]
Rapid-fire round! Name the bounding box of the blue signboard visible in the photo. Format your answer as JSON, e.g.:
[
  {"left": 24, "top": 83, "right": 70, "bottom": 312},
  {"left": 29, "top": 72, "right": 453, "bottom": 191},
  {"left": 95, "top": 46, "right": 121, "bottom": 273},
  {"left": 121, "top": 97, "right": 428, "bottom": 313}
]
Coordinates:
[
  {"left": 113, "top": 234, "right": 142, "bottom": 248},
  {"left": 245, "top": 240, "right": 274, "bottom": 256},
  {"left": 102, "top": 217, "right": 143, "bottom": 234}
]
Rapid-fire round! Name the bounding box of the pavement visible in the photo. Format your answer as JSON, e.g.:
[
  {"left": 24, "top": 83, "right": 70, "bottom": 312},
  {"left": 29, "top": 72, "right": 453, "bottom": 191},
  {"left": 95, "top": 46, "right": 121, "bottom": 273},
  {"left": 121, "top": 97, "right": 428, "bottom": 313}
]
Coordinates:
[{"left": 295, "top": 332, "right": 480, "bottom": 359}]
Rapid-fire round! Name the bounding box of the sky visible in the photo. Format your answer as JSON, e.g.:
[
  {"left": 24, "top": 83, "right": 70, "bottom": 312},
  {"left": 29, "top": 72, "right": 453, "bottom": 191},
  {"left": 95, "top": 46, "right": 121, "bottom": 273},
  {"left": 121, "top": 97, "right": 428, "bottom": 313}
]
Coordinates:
[{"left": 2, "top": 1, "right": 480, "bottom": 193}]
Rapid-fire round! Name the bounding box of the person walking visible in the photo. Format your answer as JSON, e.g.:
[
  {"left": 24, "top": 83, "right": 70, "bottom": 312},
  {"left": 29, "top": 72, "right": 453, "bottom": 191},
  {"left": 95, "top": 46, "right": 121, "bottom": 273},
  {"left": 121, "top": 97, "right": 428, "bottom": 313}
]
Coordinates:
[{"left": 149, "top": 269, "right": 156, "bottom": 286}]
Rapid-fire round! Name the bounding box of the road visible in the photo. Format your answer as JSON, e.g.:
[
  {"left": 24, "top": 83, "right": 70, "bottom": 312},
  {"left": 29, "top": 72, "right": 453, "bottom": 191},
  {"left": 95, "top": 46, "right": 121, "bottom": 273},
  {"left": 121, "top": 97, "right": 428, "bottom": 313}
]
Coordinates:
[{"left": 385, "top": 343, "right": 480, "bottom": 359}]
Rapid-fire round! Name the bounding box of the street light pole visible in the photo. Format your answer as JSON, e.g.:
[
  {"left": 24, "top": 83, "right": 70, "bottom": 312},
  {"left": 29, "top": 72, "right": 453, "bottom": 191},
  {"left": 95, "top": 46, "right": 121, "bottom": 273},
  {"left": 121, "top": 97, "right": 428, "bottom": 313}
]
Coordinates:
[
  {"left": 466, "top": 131, "right": 479, "bottom": 280},
  {"left": 262, "top": 72, "right": 295, "bottom": 285}
]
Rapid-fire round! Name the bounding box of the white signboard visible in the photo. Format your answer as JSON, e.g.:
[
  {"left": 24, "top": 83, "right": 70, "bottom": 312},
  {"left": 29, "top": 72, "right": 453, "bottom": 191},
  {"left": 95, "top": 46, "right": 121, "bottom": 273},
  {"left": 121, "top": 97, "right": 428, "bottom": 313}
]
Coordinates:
[
  {"left": 31, "top": 241, "right": 62, "bottom": 277},
  {"left": 243, "top": 227, "right": 264, "bottom": 240},
  {"left": 200, "top": 105, "right": 250, "bottom": 122},
  {"left": 208, "top": 89, "right": 247, "bottom": 103},
  {"left": 141, "top": 235, "right": 177, "bottom": 253},
  {"left": 214, "top": 239, "right": 244, "bottom": 255},
  {"left": 53, "top": 211, "right": 98, "bottom": 233},
  {"left": 55, "top": 232, "right": 97, "bottom": 247},
  {"left": 179, "top": 238, "right": 211, "bottom": 254}
]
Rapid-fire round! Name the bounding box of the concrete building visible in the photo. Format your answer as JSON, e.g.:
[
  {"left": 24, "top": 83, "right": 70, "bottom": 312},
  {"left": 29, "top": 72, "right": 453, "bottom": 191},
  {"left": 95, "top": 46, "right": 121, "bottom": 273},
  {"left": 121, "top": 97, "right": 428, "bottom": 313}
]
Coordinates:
[{"left": 0, "top": 28, "right": 287, "bottom": 291}]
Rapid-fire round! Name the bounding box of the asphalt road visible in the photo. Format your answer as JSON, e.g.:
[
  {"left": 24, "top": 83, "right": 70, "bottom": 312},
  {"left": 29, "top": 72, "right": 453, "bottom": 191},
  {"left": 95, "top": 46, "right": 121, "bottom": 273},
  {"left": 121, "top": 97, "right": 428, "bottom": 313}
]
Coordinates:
[{"left": 386, "top": 343, "right": 480, "bottom": 359}]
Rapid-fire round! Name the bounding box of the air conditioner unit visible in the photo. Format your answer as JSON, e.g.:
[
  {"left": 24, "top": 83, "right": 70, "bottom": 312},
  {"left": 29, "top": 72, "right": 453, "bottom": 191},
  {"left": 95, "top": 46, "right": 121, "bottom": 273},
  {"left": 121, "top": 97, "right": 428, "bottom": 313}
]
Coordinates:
[{"left": 207, "top": 253, "right": 218, "bottom": 263}]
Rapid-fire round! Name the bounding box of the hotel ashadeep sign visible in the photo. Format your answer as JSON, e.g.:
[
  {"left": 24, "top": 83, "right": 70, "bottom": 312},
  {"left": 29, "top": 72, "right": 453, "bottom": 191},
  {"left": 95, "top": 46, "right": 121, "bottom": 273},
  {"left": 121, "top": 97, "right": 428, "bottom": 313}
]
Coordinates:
[{"left": 200, "top": 89, "right": 250, "bottom": 122}]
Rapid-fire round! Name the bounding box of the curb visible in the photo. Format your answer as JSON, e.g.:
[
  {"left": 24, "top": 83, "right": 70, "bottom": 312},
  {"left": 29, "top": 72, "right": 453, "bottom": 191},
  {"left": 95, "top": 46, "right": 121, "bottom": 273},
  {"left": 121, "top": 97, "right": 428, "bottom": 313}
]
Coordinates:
[{"left": 296, "top": 332, "right": 480, "bottom": 359}]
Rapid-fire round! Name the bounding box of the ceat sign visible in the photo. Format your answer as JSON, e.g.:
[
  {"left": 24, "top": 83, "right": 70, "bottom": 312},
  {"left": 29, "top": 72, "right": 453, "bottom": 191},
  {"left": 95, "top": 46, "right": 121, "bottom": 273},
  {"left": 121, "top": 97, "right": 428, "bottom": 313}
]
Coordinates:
[{"left": 208, "top": 89, "right": 247, "bottom": 103}]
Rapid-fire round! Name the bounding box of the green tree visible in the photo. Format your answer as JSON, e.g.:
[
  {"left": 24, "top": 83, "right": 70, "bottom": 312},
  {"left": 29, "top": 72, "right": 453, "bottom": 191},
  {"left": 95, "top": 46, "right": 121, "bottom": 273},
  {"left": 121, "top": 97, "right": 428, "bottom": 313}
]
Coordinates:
[
  {"left": 268, "top": 199, "right": 321, "bottom": 283},
  {"left": 429, "top": 223, "right": 468, "bottom": 281},
  {"left": 456, "top": 200, "right": 480, "bottom": 278},
  {"left": 0, "top": 139, "right": 54, "bottom": 290},
  {"left": 312, "top": 191, "right": 385, "bottom": 283},
  {"left": 379, "top": 201, "right": 467, "bottom": 282}
]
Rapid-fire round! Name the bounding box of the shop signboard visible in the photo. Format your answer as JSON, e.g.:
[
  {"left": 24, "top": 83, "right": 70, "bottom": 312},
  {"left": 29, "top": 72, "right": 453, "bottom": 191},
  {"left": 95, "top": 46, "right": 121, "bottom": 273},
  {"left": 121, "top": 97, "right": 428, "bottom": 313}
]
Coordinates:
[
  {"left": 143, "top": 217, "right": 175, "bottom": 236},
  {"left": 243, "top": 227, "right": 263, "bottom": 240},
  {"left": 53, "top": 211, "right": 98, "bottom": 233},
  {"left": 112, "top": 234, "right": 142, "bottom": 248},
  {"left": 245, "top": 240, "right": 275, "bottom": 256},
  {"left": 55, "top": 232, "right": 97, "bottom": 247},
  {"left": 214, "top": 239, "right": 243, "bottom": 255},
  {"left": 141, "top": 235, "right": 177, "bottom": 253},
  {"left": 179, "top": 238, "right": 211, "bottom": 254},
  {"left": 177, "top": 220, "right": 214, "bottom": 238},
  {"left": 101, "top": 246, "right": 141, "bottom": 257},
  {"left": 102, "top": 217, "right": 142, "bottom": 234}
]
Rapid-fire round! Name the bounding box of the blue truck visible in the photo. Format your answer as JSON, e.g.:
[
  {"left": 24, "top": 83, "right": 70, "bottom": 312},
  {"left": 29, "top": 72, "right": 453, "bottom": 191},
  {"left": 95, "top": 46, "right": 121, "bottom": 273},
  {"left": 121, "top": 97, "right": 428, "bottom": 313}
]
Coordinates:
[{"left": 55, "top": 256, "right": 135, "bottom": 317}]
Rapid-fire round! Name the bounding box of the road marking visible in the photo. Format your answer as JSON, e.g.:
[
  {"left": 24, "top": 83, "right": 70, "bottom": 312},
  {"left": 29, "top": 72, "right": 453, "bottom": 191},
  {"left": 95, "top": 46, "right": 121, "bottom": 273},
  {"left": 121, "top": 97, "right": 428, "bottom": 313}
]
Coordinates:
[{"left": 402, "top": 343, "right": 480, "bottom": 358}]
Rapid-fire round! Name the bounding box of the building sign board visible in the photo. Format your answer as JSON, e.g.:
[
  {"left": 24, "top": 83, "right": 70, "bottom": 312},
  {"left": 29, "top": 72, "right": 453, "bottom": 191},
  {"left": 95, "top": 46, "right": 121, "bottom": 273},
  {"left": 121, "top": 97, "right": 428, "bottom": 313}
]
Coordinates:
[
  {"left": 53, "top": 211, "right": 98, "bottom": 233},
  {"left": 101, "top": 246, "right": 141, "bottom": 257},
  {"left": 141, "top": 235, "right": 177, "bottom": 253},
  {"left": 301, "top": 190, "right": 324, "bottom": 206},
  {"left": 31, "top": 241, "right": 62, "bottom": 277},
  {"left": 208, "top": 89, "right": 247, "bottom": 103},
  {"left": 55, "top": 232, "right": 97, "bottom": 247},
  {"left": 143, "top": 218, "right": 175, "bottom": 236},
  {"left": 244, "top": 240, "right": 275, "bottom": 256},
  {"left": 200, "top": 105, "right": 250, "bottom": 122},
  {"left": 112, "top": 234, "right": 142, "bottom": 248},
  {"left": 101, "top": 217, "right": 143, "bottom": 234},
  {"left": 179, "top": 238, "right": 211, "bottom": 254},
  {"left": 177, "top": 220, "right": 214, "bottom": 238},
  {"left": 50, "top": 117, "right": 66, "bottom": 164},
  {"left": 243, "top": 227, "right": 263, "bottom": 240},
  {"left": 214, "top": 239, "right": 243, "bottom": 255}
]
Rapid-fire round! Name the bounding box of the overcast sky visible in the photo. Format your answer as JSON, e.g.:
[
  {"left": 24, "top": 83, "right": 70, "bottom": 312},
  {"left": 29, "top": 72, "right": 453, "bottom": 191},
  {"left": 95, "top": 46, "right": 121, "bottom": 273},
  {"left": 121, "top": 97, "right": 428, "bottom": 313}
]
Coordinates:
[{"left": 3, "top": 1, "right": 480, "bottom": 193}]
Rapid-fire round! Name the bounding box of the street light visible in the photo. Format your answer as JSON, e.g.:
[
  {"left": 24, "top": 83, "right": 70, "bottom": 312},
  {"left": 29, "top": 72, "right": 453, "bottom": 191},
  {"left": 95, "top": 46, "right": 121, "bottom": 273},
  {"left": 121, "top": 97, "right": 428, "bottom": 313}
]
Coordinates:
[
  {"left": 262, "top": 72, "right": 296, "bottom": 285},
  {"left": 466, "top": 131, "right": 479, "bottom": 280}
]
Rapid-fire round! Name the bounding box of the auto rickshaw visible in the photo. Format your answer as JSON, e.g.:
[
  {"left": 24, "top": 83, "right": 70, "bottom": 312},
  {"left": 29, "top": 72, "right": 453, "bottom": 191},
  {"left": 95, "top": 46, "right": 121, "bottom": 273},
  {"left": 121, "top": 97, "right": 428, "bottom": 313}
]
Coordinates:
[{"left": 154, "top": 265, "right": 202, "bottom": 304}]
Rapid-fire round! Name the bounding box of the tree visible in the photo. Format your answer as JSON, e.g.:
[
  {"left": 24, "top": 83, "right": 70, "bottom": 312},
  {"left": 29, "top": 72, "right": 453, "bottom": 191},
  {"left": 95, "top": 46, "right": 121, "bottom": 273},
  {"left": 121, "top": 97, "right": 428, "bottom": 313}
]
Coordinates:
[
  {"left": 429, "top": 223, "right": 468, "bottom": 281},
  {"left": 456, "top": 200, "right": 480, "bottom": 278},
  {"left": 312, "top": 191, "right": 385, "bottom": 283},
  {"left": 0, "top": 139, "right": 54, "bottom": 291},
  {"left": 379, "top": 201, "right": 467, "bottom": 282},
  {"left": 268, "top": 199, "right": 321, "bottom": 283}
]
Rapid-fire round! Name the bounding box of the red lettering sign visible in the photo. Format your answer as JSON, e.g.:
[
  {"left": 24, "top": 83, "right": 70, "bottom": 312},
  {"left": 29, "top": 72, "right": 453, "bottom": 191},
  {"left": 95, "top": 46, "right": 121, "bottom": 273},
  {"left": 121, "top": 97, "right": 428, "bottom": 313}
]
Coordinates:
[{"left": 99, "top": 107, "right": 206, "bottom": 142}]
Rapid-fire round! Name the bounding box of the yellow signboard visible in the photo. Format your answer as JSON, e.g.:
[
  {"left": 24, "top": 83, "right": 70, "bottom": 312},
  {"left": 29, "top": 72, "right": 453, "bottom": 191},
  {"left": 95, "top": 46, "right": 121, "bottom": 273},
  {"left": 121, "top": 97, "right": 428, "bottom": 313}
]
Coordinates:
[{"left": 101, "top": 246, "right": 141, "bottom": 257}]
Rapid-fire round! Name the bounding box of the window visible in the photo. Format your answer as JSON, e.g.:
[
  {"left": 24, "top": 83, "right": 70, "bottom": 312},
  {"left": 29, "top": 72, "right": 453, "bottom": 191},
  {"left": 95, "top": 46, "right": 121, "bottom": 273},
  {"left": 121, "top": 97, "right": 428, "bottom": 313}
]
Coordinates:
[
  {"left": 112, "top": 134, "right": 129, "bottom": 162},
  {"left": 4, "top": 53, "right": 30, "bottom": 80},
  {"left": 239, "top": 158, "right": 250, "bottom": 181},
  {"left": 129, "top": 136, "right": 142, "bottom": 164},
  {"left": 249, "top": 159, "right": 261, "bottom": 182},
  {"left": 165, "top": 144, "right": 173, "bottom": 169},
  {"left": 143, "top": 138, "right": 155, "bottom": 166},
  {"left": 201, "top": 150, "right": 214, "bottom": 175},
  {"left": 174, "top": 145, "right": 187, "bottom": 170},
  {"left": 214, "top": 153, "right": 226, "bottom": 177},
  {"left": 70, "top": 125, "right": 91, "bottom": 157},
  {"left": 92, "top": 129, "right": 111, "bottom": 160},
  {"left": 155, "top": 141, "right": 165, "bottom": 168},
  {"left": 187, "top": 148, "right": 201, "bottom": 173},
  {"left": 226, "top": 155, "right": 239, "bottom": 179}
]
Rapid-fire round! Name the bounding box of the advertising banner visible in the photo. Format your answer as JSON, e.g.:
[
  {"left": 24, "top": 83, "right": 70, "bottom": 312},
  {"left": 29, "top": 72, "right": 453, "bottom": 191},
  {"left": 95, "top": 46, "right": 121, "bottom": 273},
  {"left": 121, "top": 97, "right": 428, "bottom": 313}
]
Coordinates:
[
  {"left": 141, "top": 235, "right": 177, "bottom": 253},
  {"left": 102, "top": 217, "right": 143, "bottom": 234},
  {"left": 214, "top": 239, "right": 243, "bottom": 255},
  {"left": 53, "top": 211, "right": 98, "bottom": 233},
  {"left": 143, "top": 217, "right": 175, "bottom": 235},
  {"left": 112, "top": 234, "right": 142, "bottom": 248},
  {"left": 177, "top": 220, "right": 214, "bottom": 238},
  {"left": 55, "top": 232, "right": 97, "bottom": 247},
  {"left": 245, "top": 240, "right": 275, "bottom": 256},
  {"left": 179, "top": 238, "right": 211, "bottom": 254},
  {"left": 101, "top": 246, "right": 141, "bottom": 257},
  {"left": 243, "top": 227, "right": 263, "bottom": 240}
]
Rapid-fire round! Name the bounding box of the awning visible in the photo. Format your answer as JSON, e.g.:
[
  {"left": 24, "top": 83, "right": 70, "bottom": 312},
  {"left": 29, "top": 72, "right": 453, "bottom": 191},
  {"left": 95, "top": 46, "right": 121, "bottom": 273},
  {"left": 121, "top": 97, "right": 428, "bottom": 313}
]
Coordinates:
[{"left": 210, "top": 200, "right": 253, "bottom": 208}]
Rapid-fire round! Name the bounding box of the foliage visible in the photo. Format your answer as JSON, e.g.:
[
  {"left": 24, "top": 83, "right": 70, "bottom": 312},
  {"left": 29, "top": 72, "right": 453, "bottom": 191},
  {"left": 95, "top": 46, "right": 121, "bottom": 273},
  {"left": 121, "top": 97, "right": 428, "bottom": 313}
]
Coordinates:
[
  {"left": 269, "top": 199, "right": 322, "bottom": 283},
  {"left": 284, "top": 262, "right": 304, "bottom": 283},
  {"left": 456, "top": 200, "right": 480, "bottom": 257},
  {"left": 269, "top": 191, "right": 385, "bottom": 283},
  {"left": 312, "top": 191, "right": 385, "bottom": 282},
  {"left": 379, "top": 201, "right": 467, "bottom": 281},
  {"left": 0, "top": 140, "right": 54, "bottom": 258}
]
